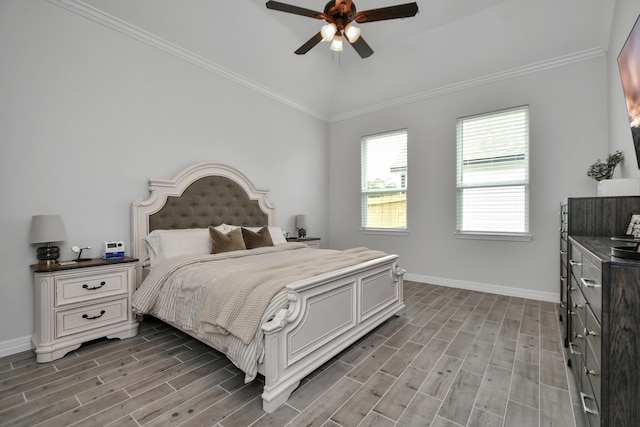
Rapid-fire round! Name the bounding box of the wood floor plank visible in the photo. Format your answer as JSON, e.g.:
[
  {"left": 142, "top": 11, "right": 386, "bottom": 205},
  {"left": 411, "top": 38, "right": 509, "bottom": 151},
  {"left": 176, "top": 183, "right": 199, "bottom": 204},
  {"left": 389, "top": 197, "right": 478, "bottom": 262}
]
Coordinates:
[
  {"left": 373, "top": 366, "right": 428, "bottom": 420},
  {"left": 131, "top": 367, "right": 235, "bottom": 425},
  {"left": 504, "top": 399, "right": 539, "bottom": 427},
  {"left": 539, "top": 350, "right": 569, "bottom": 390},
  {"left": 347, "top": 345, "right": 397, "bottom": 383},
  {"left": 437, "top": 369, "right": 483, "bottom": 425},
  {"left": 286, "top": 360, "right": 352, "bottom": 411},
  {"left": 509, "top": 360, "right": 540, "bottom": 409},
  {"left": 474, "top": 364, "right": 511, "bottom": 416},
  {"left": 395, "top": 392, "right": 441, "bottom": 427},
  {"left": 330, "top": 371, "right": 396, "bottom": 426},
  {"left": 380, "top": 341, "right": 423, "bottom": 377},
  {"left": 287, "top": 377, "right": 361, "bottom": 427},
  {"left": 461, "top": 339, "right": 494, "bottom": 375},
  {"left": 419, "top": 355, "right": 463, "bottom": 400},
  {"left": 540, "top": 384, "right": 575, "bottom": 427}
]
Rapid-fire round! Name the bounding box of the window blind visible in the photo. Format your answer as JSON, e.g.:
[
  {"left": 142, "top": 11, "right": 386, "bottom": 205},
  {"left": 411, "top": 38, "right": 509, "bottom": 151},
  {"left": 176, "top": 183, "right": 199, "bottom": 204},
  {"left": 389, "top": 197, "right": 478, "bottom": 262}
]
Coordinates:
[
  {"left": 456, "top": 106, "right": 529, "bottom": 234},
  {"left": 361, "top": 129, "right": 408, "bottom": 230}
]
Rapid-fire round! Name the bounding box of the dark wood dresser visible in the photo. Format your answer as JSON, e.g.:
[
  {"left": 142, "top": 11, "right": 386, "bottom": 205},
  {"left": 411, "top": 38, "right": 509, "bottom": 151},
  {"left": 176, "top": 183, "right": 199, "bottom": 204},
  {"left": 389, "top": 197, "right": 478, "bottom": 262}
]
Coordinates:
[{"left": 561, "top": 196, "right": 640, "bottom": 427}]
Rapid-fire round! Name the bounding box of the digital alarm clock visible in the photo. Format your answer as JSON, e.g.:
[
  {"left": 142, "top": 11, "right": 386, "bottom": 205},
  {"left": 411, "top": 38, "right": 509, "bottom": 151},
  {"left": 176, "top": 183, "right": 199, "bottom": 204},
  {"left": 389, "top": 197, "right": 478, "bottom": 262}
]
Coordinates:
[{"left": 103, "top": 241, "right": 125, "bottom": 260}]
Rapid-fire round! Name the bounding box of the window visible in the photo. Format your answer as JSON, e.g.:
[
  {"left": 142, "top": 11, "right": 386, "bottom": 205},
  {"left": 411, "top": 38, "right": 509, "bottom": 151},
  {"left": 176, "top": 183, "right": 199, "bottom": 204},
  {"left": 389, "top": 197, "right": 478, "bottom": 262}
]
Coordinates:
[
  {"left": 456, "top": 106, "right": 529, "bottom": 236},
  {"left": 361, "top": 129, "right": 407, "bottom": 232}
]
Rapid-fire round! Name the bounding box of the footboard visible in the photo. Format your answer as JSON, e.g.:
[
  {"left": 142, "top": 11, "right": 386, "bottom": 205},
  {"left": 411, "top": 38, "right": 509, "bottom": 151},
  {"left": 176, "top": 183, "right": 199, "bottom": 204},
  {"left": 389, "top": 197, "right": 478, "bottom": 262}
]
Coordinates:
[{"left": 260, "top": 254, "right": 405, "bottom": 412}]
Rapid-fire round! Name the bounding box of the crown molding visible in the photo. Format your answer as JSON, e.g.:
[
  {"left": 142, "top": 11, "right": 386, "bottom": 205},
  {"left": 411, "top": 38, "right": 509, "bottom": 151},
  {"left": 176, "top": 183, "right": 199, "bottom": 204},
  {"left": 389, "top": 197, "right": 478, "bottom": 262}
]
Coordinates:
[
  {"left": 329, "top": 47, "right": 607, "bottom": 123},
  {"left": 47, "top": 0, "right": 606, "bottom": 125},
  {"left": 46, "top": 0, "right": 328, "bottom": 122}
]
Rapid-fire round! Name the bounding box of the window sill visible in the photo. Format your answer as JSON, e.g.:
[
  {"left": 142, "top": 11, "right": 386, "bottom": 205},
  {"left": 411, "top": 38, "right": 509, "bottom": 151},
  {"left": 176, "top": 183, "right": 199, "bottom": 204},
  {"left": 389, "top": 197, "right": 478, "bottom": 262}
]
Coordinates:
[
  {"left": 360, "top": 228, "right": 409, "bottom": 237},
  {"left": 454, "top": 232, "right": 533, "bottom": 242}
]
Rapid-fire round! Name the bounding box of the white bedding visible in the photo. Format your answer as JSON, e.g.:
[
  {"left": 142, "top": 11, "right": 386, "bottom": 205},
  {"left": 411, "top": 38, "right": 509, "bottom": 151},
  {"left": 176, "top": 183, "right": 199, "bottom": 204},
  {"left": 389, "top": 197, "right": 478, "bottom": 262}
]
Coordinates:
[{"left": 132, "top": 243, "right": 388, "bottom": 381}]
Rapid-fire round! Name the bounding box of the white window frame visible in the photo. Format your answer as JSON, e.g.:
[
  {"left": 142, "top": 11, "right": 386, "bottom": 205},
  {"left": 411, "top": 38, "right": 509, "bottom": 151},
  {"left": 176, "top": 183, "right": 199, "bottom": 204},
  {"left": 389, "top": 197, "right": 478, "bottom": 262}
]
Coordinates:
[
  {"left": 361, "top": 129, "right": 408, "bottom": 235},
  {"left": 455, "top": 106, "right": 532, "bottom": 241}
]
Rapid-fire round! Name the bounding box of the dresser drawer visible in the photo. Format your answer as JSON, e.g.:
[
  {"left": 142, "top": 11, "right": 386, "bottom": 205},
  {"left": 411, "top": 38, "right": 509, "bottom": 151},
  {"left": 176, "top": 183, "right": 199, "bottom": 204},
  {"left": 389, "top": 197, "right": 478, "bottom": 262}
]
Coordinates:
[
  {"left": 579, "top": 256, "right": 602, "bottom": 320},
  {"left": 55, "top": 297, "right": 128, "bottom": 338},
  {"left": 55, "top": 269, "right": 128, "bottom": 306}
]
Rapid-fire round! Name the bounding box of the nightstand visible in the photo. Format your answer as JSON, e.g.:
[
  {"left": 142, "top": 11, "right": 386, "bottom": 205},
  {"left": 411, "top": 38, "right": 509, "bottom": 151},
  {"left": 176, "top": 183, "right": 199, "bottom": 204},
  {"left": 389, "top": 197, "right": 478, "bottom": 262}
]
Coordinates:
[
  {"left": 286, "top": 237, "right": 321, "bottom": 249},
  {"left": 31, "top": 257, "right": 139, "bottom": 363}
]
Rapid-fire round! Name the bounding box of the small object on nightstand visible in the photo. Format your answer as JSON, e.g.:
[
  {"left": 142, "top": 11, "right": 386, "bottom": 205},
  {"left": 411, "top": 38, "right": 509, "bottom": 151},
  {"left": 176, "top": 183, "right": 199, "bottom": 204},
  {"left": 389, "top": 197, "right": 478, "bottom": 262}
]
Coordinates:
[
  {"left": 71, "top": 245, "right": 92, "bottom": 262},
  {"left": 295, "top": 214, "right": 307, "bottom": 238},
  {"left": 29, "top": 214, "right": 67, "bottom": 265}
]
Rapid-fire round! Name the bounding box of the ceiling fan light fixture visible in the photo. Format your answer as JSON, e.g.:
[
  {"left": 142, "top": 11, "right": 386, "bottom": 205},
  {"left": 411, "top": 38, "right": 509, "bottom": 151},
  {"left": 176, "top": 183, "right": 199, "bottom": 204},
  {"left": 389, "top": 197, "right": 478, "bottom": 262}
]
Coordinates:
[
  {"left": 321, "top": 23, "right": 337, "bottom": 42},
  {"left": 344, "top": 24, "right": 361, "bottom": 43},
  {"left": 330, "top": 34, "right": 344, "bottom": 51}
]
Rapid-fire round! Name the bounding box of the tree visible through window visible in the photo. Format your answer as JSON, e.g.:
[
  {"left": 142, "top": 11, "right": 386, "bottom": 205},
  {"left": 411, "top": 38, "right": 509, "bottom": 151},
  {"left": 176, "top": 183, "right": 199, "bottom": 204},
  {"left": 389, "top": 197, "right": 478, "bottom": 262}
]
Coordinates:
[
  {"left": 456, "top": 106, "right": 529, "bottom": 234},
  {"left": 361, "top": 129, "right": 407, "bottom": 230}
]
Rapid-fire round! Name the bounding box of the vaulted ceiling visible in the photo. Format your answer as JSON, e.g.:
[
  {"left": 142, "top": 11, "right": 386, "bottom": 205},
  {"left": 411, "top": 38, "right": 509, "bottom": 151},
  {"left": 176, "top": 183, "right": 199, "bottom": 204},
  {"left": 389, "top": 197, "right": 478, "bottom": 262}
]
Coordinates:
[{"left": 75, "top": 0, "right": 614, "bottom": 121}]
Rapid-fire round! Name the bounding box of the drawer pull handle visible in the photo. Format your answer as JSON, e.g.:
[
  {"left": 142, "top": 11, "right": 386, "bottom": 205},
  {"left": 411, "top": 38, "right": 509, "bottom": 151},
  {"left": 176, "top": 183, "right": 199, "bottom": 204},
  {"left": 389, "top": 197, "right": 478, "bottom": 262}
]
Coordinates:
[
  {"left": 581, "top": 278, "right": 601, "bottom": 289},
  {"left": 573, "top": 303, "right": 584, "bottom": 310},
  {"left": 580, "top": 392, "right": 599, "bottom": 415},
  {"left": 584, "top": 366, "right": 598, "bottom": 376},
  {"left": 82, "top": 310, "right": 106, "bottom": 320},
  {"left": 574, "top": 332, "right": 583, "bottom": 339},
  {"left": 569, "top": 287, "right": 577, "bottom": 292},
  {"left": 560, "top": 250, "right": 567, "bottom": 255},
  {"left": 570, "top": 260, "right": 582, "bottom": 266},
  {"left": 569, "top": 342, "right": 581, "bottom": 356},
  {"left": 584, "top": 328, "right": 598, "bottom": 337},
  {"left": 83, "top": 281, "right": 106, "bottom": 291}
]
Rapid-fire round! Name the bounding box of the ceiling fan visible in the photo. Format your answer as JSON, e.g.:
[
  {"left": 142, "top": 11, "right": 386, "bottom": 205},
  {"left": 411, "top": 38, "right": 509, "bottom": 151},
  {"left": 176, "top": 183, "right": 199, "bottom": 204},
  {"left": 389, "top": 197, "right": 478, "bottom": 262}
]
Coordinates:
[{"left": 265, "top": 0, "right": 419, "bottom": 58}]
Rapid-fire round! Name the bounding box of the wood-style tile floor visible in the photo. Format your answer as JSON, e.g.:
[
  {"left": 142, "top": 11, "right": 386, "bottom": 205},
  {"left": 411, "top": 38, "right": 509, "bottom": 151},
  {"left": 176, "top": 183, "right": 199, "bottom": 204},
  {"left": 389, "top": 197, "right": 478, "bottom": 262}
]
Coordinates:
[{"left": 0, "top": 281, "right": 584, "bottom": 427}]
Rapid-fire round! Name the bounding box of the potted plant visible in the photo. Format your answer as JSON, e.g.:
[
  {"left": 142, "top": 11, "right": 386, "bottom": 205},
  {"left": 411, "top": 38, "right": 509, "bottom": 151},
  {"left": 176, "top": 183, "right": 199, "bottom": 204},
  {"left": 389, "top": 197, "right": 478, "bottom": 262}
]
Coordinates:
[{"left": 587, "top": 150, "right": 624, "bottom": 181}]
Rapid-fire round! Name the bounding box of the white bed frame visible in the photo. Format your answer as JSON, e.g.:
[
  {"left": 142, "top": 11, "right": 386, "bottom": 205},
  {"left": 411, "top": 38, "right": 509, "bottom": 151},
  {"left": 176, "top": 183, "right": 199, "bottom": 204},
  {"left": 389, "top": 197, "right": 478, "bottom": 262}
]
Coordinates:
[{"left": 131, "top": 162, "right": 405, "bottom": 412}]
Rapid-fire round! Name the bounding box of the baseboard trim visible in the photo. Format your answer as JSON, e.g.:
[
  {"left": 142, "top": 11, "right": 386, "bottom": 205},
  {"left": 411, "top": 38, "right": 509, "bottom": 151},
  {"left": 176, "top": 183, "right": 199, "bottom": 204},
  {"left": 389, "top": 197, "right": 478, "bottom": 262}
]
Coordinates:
[
  {"left": 404, "top": 273, "right": 558, "bottom": 303},
  {"left": 0, "top": 335, "right": 33, "bottom": 358}
]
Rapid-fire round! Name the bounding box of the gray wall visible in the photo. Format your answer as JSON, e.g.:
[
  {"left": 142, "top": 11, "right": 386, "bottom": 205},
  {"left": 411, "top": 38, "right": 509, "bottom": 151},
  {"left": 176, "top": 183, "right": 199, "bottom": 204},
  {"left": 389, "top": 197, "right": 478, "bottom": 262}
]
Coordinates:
[
  {"left": 0, "top": 1, "right": 329, "bottom": 348},
  {"left": 328, "top": 57, "right": 608, "bottom": 300}
]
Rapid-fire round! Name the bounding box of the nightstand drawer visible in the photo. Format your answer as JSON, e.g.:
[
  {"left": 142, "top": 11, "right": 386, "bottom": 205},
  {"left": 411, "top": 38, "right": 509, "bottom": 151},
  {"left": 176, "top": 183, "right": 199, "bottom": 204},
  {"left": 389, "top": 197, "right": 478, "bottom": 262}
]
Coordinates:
[
  {"left": 55, "top": 270, "right": 127, "bottom": 306},
  {"left": 56, "top": 298, "right": 128, "bottom": 338}
]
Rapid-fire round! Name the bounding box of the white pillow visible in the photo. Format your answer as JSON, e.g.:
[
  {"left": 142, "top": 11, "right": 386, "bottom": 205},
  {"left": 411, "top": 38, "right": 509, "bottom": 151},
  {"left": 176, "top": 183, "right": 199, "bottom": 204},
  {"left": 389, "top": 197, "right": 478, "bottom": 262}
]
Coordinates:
[
  {"left": 225, "top": 225, "right": 287, "bottom": 245},
  {"left": 144, "top": 227, "right": 224, "bottom": 267}
]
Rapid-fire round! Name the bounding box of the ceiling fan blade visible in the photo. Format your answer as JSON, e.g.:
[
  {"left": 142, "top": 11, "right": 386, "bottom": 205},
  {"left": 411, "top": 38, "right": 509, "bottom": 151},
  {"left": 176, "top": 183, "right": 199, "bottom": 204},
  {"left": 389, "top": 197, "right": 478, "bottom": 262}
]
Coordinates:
[
  {"left": 294, "top": 32, "right": 323, "bottom": 55},
  {"left": 266, "top": 1, "right": 326, "bottom": 19},
  {"left": 354, "top": 2, "right": 419, "bottom": 23},
  {"left": 350, "top": 36, "right": 374, "bottom": 58}
]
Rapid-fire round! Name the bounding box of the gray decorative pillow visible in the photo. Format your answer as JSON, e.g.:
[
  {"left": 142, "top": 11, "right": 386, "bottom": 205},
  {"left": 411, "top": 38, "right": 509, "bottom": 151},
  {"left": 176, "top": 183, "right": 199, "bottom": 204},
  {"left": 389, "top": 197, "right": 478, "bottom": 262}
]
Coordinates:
[
  {"left": 242, "top": 225, "right": 274, "bottom": 249},
  {"left": 209, "top": 226, "right": 246, "bottom": 254}
]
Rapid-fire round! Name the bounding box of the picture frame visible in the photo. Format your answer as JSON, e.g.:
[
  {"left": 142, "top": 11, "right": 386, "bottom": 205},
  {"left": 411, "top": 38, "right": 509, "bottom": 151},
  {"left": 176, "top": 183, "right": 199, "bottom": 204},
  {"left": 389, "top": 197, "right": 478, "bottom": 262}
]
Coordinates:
[{"left": 625, "top": 212, "right": 640, "bottom": 236}]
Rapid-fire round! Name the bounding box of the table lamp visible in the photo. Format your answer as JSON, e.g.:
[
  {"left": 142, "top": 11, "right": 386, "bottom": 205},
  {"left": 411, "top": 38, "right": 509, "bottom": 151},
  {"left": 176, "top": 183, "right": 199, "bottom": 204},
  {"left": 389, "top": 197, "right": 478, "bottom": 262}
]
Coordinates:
[
  {"left": 29, "top": 214, "right": 66, "bottom": 265},
  {"left": 295, "top": 214, "right": 307, "bottom": 239}
]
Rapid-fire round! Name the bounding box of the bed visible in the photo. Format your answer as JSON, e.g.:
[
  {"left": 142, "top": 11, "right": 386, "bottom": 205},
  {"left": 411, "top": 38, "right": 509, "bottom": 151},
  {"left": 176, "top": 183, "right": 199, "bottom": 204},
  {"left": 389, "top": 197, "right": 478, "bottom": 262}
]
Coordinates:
[{"left": 130, "top": 162, "right": 405, "bottom": 412}]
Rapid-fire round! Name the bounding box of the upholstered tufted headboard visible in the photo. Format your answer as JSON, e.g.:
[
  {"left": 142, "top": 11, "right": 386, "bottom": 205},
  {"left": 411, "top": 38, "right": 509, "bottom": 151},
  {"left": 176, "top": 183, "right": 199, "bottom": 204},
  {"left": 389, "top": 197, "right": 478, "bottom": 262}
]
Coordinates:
[
  {"left": 131, "top": 163, "right": 275, "bottom": 282},
  {"left": 148, "top": 175, "right": 269, "bottom": 231}
]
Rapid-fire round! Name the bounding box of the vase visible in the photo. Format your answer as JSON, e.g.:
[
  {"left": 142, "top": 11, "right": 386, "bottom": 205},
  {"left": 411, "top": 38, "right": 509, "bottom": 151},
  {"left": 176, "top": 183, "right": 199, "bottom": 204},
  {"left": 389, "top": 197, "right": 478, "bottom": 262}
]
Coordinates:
[{"left": 597, "top": 178, "right": 640, "bottom": 196}]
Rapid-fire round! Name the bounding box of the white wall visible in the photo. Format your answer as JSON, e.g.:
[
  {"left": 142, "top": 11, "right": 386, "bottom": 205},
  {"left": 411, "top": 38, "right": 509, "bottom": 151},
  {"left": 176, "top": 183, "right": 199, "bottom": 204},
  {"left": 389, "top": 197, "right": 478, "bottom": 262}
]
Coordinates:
[
  {"left": 328, "top": 57, "right": 608, "bottom": 301},
  {"left": 608, "top": 0, "right": 640, "bottom": 173},
  {"left": 0, "top": 1, "right": 329, "bottom": 349}
]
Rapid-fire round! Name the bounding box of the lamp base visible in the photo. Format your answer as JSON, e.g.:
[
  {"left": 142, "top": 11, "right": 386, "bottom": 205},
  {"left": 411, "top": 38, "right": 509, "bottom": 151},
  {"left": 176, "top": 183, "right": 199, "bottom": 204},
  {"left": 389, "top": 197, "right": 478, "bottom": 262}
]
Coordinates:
[
  {"left": 297, "top": 228, "right": 307, "bottom": 239},
  {"left": 36, "top": 244, "right": 60, "bottom": 264}
]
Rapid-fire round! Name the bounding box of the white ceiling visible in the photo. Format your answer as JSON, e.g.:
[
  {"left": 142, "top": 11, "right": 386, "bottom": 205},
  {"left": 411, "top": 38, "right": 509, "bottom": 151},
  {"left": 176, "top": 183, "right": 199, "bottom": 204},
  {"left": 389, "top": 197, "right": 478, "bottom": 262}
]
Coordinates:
[{"left": 77, "top": 0, "right": 614, "bottom": 121}]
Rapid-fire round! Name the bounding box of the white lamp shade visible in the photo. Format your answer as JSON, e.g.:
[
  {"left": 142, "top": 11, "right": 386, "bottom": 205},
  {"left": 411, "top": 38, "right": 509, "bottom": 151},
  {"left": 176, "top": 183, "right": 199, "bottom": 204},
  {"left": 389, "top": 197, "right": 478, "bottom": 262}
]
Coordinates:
[
  {"left": 345, "top": 24, "right": 361, "bottom": 43},
  {"left": 321, "top": 23, "right": 337, "bottom": 42},
  {"left": 29, "top": 214, "right": 67, "bottom": 244},
  {"left": 330, "top": 35, "right": 344, "bottom": 52},
  {"left": 295, "top": 214, "right": 307, "bottom": 229}
]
